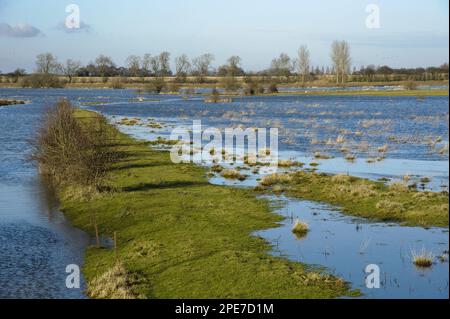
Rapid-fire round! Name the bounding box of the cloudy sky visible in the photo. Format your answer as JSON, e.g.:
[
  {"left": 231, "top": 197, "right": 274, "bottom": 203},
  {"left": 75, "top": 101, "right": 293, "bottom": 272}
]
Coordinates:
[{"left": 0, "top": 0, "right": 448, "bottom": 72}]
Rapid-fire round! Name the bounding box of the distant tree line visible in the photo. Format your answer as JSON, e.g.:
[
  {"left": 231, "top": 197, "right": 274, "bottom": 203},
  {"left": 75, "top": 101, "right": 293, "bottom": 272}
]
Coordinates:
[{"left": 1, "top": 41, "right": 448, "bottom": 88}]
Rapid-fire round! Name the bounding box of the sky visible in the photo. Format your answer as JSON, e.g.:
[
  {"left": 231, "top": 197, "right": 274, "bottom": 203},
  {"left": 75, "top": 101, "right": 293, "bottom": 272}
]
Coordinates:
[{"left": 0, "top": 0, "right": 448, "bottom": 73}]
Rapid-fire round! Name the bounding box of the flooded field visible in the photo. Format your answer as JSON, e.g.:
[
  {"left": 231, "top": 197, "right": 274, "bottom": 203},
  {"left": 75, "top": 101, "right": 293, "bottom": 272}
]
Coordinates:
[
  {"left": 0, "top": 95, "right": 89, "bottom": 298},
  {"left": 0, "top": 88, "right": 448, "bottom": 298}
]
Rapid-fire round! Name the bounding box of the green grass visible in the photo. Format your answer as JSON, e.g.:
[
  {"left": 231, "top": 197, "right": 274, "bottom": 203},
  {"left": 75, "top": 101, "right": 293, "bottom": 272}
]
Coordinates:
[
  {"left": 58, "top": 109, "right": 358, "bottom": 299},
  {"left": 259, "top": 172, "right": 449, "bottom": 227}
]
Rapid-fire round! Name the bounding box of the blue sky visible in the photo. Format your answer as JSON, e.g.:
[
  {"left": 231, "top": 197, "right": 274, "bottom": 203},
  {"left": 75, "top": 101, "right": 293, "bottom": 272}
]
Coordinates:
[{"left": 0, "top": 0, "right": 448, "bottom": 72}]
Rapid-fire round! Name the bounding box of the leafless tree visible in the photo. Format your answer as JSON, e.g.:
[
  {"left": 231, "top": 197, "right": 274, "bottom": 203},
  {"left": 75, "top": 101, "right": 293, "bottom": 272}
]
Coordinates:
[
  {"left": 158, "top": 52, "right": 172, "bottom": 76},
  {"left": 35, "top": 53, "right": 61, "bottom": 75},
  {"left": 150, "top": 52, "right": 172, "bottom": 77},
  {"left": 125, "top": 55, "right": 142, "bottom": 77},
  {"left": 331, "top": 40, "right": 351, "bottom": 84},
  {"left": 297, "top": 45, "right": 310, "bottom": 84},
  {"left": 192, "top": 53, "right": 215, "bottom": 81},
  {"left": 270, "top": 53, "right": 293, "bottom": 77},
  {"left": 142, "top": 54, "right": 153, "bottom": 76},
  {"left": 175, "top": 54, "right": 191, "bottom": 82},
  {"left": 95, "top": 55, "right": 115, "bottom": 78},
  {"left": 61, "top": 59, "right": 82, "bottom": 83},
  {"left": 226, "top": 56, "right": 242, "bottom": 76}
]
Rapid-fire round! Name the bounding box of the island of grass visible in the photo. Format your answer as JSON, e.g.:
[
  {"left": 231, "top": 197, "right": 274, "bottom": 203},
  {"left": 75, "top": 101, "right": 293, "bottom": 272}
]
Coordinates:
[
  {"left": 259, "top": 172, "right": 449, "bottom": 228},
  {"left": 43, "top": 106, "right": 358, "bottom": 299},
  {"left": 0, "top": 99, "right": 25, "bottom": 106}
]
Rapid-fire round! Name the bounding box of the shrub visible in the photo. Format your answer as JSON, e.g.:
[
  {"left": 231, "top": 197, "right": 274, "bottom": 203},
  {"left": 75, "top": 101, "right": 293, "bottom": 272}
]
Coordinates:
[
  {"left": 404, "top": 80, "right": 418, "bottom": 91},
  {"left": 267, "top": 82, "right": 278, "bottom": 93},
  {"left": 221, "top": 76, "right": 241, "bottom": 92},
  {"left": 145, "top": 78, "right": 166, "bottom": 94},
  {"left": 110, "top": 77, "right": 125, "bottom": 89},
  {"left": 20, "top": 74, "right": 64, "bottom": 88},
  {"left": 30, "top": 99, "right": 119, "bottom": 188}
]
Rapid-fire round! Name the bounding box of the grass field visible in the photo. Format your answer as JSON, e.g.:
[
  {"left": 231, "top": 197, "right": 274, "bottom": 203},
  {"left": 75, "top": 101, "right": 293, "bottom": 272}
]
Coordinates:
[{"left": 57, "top": 109, "right": 358, "bottom": 299}]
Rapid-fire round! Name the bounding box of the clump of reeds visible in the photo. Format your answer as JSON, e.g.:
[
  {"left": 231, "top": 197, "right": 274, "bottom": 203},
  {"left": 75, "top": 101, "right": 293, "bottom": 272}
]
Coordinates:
[{"left": 411, "top": 248, "right": 434, "bottom": 268}]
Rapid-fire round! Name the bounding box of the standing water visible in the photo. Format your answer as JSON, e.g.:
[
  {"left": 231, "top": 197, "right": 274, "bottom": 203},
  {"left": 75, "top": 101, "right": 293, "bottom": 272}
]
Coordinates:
[{"left": 0, "top": 93, "right": 89, "bottom": 298}]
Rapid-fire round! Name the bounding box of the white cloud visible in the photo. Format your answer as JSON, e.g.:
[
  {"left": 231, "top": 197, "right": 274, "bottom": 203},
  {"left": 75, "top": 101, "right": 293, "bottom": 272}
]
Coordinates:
[{"left": 0, "top": 22, "right": 43, "bottom": 37}]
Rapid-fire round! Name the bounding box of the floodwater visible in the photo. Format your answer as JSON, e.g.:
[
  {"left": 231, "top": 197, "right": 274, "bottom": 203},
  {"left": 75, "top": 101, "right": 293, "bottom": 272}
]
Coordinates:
[
  {"left": 0, "top": 87, "right": 448, "bottom": 299},
  {"left": 0, "top": 92, "right": 89, "bottom": 298}
]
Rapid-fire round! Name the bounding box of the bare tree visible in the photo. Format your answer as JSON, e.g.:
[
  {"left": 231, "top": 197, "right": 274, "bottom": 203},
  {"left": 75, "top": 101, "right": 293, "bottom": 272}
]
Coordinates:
[
  {"left": 226, "top": 56, "right": 242, "bottom": 76},
  {"left": 35, "top": 53, "right": 61, "bottom": 74},
  {"left": 125, "top": 55, "right": 142, "bottom": 77},
  {"left": 175, "top": 54, "right": 191, "bottom": 82},
  {"left": 95, "top": 55, "right": 115, "bottom": 78},
  {"left": 158, "top": 52, "right": 172, "bottom": 76},
  {"left": 142, "top": 54, "right": 153, "bottom": 76},
  {"left": 192, "top": 53, "right": 215, "bottom": 82},
  {"left": 297, "top": 45, "right": 310, "bottom": 84},
  {"left": 270, "top": 53, "right": 293, "bottom": 77},
  {"left": 149, "top": 52, "right": 172, "bottom": 77},
  {"left": 331, "top": 41, "right": 351, "bottom": 85},
  {"left": 62, "top": 59, "right": 82, "bottom": 83}
]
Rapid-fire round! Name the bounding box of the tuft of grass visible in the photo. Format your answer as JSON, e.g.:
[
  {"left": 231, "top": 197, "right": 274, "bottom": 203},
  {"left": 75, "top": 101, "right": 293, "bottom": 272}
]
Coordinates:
[
  {"left": 292, "top": 219, "right": 309, "bottom": 236},
  {"left": 220, "top": 169, "right": 247, "bottom": 181},
  {"left": 260, "top": 173, "right": 293, "bottom": 187},
  {"left": 278, "top": 159, "right": 304, "bottom": 168},
  {"left": 87, "top": 262, "right": 146, "bottom": 299},
  {"left": 411, "top": 248, "right": 434, "bottom": 268}
]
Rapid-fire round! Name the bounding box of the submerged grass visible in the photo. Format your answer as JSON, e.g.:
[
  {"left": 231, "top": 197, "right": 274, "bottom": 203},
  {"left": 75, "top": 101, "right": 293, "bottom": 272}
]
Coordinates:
[
  {"left": 57, "top": 109, "right": 358, "bottom": 299},
  {"left": 259, "top": 171, "right": 449, "bottom": 227}
]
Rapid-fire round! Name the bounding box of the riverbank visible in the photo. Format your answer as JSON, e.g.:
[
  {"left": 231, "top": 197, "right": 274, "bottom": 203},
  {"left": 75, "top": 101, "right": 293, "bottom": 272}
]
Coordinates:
[{"left": 56, "top": 109, "right": 357, "bottom": 299}]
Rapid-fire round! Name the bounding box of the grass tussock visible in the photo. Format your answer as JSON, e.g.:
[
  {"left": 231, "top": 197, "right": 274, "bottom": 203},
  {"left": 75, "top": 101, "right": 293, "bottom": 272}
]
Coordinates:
[
  {"left": 411, "top": 248, "right": 434, "bottom": 268},
  {"left": 260, "top": 173, "right": 293, "bottom": 187},
  {"left": 87, "top": 262, "right": 146, "bottom": 299},
  {"left": 220, "top": 169, "right": 247, "bottom": 181},
  {"left": 292, "top": 219, "right": 309, "bottom": 236}
]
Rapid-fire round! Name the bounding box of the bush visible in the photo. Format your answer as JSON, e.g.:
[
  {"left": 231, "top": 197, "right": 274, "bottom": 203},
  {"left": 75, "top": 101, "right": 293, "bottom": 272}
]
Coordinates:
[
  {"left": 267, "top": 82, "right": 278, "bottom": 93},
  {"left": 30, "top": 99, "right": 119, "bottom": 188},
  {"left": 110, "top": 77, "right": 125, "bottom": 89},
  {"left": 221, "top": 76, "right": 241, "bottom": 92},
  {"left": 404, "top": 80, "right": 418, "bottom": 90},
  {"left": 20, "top": 74, "right": 65, "bottom": 88},
  {"left": 145, "top": 78, "right": 166, "bottom": 94}
]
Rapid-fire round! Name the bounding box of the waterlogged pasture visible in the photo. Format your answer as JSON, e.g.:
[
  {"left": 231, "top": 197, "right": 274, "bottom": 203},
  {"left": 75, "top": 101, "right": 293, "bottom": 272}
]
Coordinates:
[{"left": 0, "top": 88, "right": 448, "bottom": 298}]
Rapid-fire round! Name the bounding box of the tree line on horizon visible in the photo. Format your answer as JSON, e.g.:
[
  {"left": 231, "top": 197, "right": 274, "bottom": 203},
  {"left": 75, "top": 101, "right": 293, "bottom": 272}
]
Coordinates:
[{"left": 1, "top": 41, "right": 449, "bottom": 87}]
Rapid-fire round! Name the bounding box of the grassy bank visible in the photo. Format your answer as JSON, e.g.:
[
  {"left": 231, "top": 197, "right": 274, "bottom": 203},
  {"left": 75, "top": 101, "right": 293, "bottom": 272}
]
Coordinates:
[
  {"left": 258, "top": 171, "right": 449, "bottom": 228},
  {"left": 55, "top": 109, "right": 357, "bottom": 299}
]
